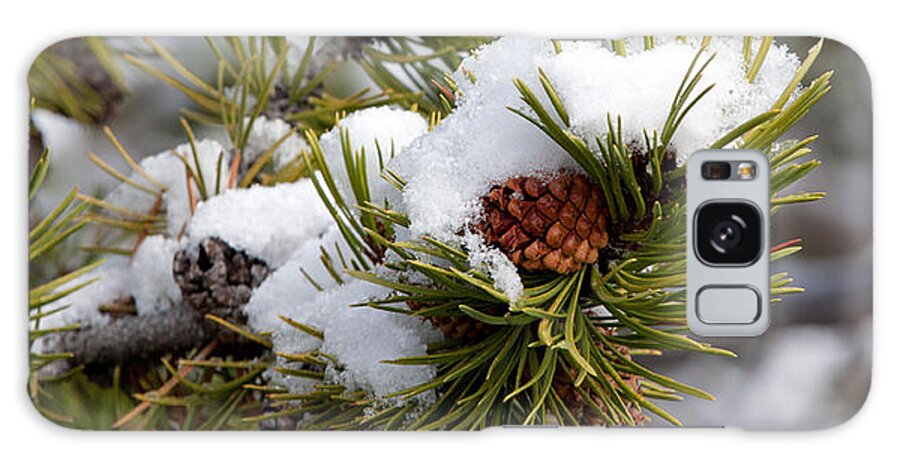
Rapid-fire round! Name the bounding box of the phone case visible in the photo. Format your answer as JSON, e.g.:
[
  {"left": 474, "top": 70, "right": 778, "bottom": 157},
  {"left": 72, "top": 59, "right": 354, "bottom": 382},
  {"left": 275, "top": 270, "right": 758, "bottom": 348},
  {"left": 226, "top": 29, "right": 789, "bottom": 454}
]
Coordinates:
[{"left": 27, "top": 36, "right": 872, "bottom": 430}]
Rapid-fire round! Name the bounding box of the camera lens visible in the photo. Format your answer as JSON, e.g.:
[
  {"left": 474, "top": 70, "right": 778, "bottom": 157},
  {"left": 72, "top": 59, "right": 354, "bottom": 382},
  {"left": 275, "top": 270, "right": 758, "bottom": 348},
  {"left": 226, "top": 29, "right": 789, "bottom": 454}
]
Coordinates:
[
  {"left": 701, "top": 161, "right": 732, "bottom": 180},
  {"left": 710, "top": 217, "right": 744, "bottom": 251},
  {"left": 695, "top": 202, "right": 762, "bottom": 265}
]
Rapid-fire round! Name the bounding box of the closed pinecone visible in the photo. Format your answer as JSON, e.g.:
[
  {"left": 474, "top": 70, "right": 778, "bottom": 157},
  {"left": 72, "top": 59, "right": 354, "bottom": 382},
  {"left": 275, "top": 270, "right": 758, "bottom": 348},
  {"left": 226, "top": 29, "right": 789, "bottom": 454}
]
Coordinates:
[
  {"left": 406, "top": 300, "right": 497, "bottom": 343},
  {"left": 477, "top": 170, "right": 609, "bottom": 274},
  {"left": 172, "top": 237, "right": 270, "bottom": 318},
  {"left": 428, "top": 315, "right": 495, "bottom": 344}
]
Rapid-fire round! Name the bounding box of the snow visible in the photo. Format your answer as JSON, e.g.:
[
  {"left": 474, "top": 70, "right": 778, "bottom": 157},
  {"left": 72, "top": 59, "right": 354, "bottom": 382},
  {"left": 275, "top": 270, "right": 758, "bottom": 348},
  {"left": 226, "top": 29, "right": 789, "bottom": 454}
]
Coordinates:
[
  {"left": 462, "top": 231, "right": 524, "bottom": 302},
  {"left": 540, "top": 37, "right": 800, "bottom": 161},
  {"left": 242, "top": 116, "right": 308, "bottom": 170},
  {"left": 186, "top": 180, "right": 333, "bottom": 268},
  {"left": 392, "top": 37, "right": 574, "bottom": 246},
  {"left": 318, "top": 107, "right": 428, "bottom": 205},
  {"left": 35, "top": 257, "right": 129, "bottom": 334},
  {"left": 129, "top": 235, "right": 184, "bottom": 315},
  {"left": 319, "top": 279, "right": 439, "bottom": 399},
  {"left": 391, "top": 37, "right": 803, "bottom": 301},
  {"left": 33, "top": 236, "right": 184, "bottom": 350},
  {"left": 390, "top": 38, "right": 570, "bottom": 300},
  {"left": 34, "top": 137, "right": 227, "bottom": 349},
  {"left": 243, "top": 232, "right": 441, "bottom": 400},
  {"left": 242, "top": 226, "right": 348, "bottom": 334},
  {"left": 35, "top": 37, "right": 811, "bottom": 407},
  {"left": 103, "top": 139, "right": 231, "bottom": 237}
]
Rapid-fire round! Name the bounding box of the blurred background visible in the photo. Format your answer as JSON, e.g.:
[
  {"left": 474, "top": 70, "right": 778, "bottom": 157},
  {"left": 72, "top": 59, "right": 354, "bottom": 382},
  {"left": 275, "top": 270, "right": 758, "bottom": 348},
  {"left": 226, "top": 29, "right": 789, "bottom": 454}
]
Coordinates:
[
  {"left": 646, "top": 38, "right": 873, "bottom": 429},
  {"left": 28, "top": 37, "right": 872, "bottom": 430}
]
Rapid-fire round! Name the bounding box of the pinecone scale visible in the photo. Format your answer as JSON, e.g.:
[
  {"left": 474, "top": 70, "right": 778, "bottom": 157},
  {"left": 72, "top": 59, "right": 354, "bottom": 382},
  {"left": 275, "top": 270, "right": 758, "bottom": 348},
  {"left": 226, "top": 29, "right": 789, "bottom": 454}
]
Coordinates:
[
  {"left": 173, "top": 237, "right": 270, "bottom": 318},
  {"left": 477, "top": 170, "right": 609, "bottom": 274}
]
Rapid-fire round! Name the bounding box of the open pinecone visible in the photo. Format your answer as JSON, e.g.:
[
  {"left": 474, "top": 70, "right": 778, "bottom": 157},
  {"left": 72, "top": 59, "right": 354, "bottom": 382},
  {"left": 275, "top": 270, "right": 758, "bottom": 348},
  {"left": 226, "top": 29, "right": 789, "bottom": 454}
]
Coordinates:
[
  {"left": 173, "top": 237, "right": 270, "bottom": 320},
  {"left": 477, "top": 170, "right": 609, "bottom": 274}
]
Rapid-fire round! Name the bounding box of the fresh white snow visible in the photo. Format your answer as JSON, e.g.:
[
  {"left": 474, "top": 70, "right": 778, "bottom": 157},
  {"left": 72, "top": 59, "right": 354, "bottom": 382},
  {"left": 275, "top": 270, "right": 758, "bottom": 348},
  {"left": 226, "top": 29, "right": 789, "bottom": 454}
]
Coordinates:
[
  {"left": 103, "top": 138, "right": 231, "bottom": 238},
  {"left": 37, "top": 37, "right": 809, "bottom": 408},
  {"left": 242, "top": 116, "right": 308, "bottom": 170},
  {"left": 243, "top": 231, "right": 440, "bottom": 400},
  {"left": 392, "top": 37, "right": 802, "bottom": 302},
  {"left": 34, "top": 235, "right": 184, "bottom": 348},
  {"left": 186, "top": 180, "right": 333, "bottom": 268},
  {"left": 318, "top": 106, "right": 429, "bottom": 205}
]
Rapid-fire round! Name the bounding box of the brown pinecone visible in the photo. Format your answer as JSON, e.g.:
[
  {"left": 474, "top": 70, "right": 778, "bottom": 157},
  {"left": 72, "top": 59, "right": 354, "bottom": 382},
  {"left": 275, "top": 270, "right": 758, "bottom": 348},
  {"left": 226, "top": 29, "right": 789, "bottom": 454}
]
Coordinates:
[
  {"left": 476, "top": 170, "right": 609, "bottom": 274},
  {"left": 427, "top": 315, "right": 495, "bottom": 344},
  {"left": 407, "top": 300, "right": 498, "bottom": 343},
  {"left": 629, "top": 143, "right": 681, "bottom": 207},
  {"left": 552, "top": 328, "right": 647, "bottom": 426},
  {"left": 173, "top": 237, "right": 270, "bottom": 319}
]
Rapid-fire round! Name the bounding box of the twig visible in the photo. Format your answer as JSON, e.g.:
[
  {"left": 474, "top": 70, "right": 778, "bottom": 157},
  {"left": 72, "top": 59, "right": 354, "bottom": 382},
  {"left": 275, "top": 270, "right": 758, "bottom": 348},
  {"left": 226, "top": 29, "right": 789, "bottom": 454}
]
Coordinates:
[
  {"left": 184, "top": 165, "right": 197, "bottom": 215},
  {"left": 113, "top": 339, "right": 219, "bottom": 429},
  {"left": 55, "top": 307, "right": 213, "bottom": 366},
  {"left": 771, "top": 238, "right": 802, "bottom": 253},
  {"left": 227, "top": 150, "right": 241, "bottom": 189}
]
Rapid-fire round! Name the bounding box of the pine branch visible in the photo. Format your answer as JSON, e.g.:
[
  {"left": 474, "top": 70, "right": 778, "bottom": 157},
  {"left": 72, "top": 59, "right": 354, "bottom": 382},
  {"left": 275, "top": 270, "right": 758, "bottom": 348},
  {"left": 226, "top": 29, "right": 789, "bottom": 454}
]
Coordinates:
[
  {"left": 360, "top": 36, "right": 494, "bottom": 116},
  {"left": 129, "top": 36, "right": 408, "bottom": 139},
  {"left": 48, "top": 302, "right": 267, "bottom": 368},
  {"left": 52, "top": 307, "right": 211, "bottom": 366},
  {"left": 32, "top": 37, "right": 834, "bottom": 430}
]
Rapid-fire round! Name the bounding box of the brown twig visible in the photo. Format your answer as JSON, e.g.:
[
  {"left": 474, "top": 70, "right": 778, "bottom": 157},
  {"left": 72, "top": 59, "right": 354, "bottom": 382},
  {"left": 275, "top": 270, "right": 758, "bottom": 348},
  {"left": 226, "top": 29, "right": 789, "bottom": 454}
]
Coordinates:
[
  {"left": 227, "top": 150, "right": 241, "bottom": 189},
  {"left": 184, "top": 164, "right": 197, "bottom": 215},
  {"left": 113, "top": 339, "right": 219, "bottom": 429},
  {"left": 129, "top": 193, "right": 163, "bottom": 257},
  {"left": 771, "top": 238, "right": 802, "bottom": 253}
]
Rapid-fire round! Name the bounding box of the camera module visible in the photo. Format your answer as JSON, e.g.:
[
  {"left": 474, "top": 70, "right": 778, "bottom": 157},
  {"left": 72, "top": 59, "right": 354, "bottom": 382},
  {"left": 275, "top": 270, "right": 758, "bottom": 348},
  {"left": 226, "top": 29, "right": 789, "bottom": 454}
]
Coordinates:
[{"left": 695, "top": 201, "right": 762, "bottom": 265}]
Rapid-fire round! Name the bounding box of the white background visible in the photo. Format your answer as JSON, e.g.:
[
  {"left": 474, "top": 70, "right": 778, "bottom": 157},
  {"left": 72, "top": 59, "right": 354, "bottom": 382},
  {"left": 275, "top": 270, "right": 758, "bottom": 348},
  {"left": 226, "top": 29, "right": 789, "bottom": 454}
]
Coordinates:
[{"left": 0, "top": 1, "right": 890, "bottom": 462}]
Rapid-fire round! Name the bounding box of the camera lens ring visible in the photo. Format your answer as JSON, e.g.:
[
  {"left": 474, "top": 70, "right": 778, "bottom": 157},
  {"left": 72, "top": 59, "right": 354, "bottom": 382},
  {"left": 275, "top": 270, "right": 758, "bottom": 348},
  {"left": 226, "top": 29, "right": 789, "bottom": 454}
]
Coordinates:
[{"left": 693, "top": 201, "right": 763, "bottom": 266}]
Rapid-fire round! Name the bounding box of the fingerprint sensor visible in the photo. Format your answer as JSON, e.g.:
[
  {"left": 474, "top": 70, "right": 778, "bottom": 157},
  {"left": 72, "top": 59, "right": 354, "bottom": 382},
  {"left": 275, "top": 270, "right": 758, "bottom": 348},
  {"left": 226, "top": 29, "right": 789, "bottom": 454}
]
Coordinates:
[{"left": 696, "top": 285, "right": 761, "bottom": 324}]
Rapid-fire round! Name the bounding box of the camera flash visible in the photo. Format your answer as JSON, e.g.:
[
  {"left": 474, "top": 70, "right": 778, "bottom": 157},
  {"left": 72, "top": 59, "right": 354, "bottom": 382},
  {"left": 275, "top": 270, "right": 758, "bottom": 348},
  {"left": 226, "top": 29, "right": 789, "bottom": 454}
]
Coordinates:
[{"left": 737, "top": 162, "right": 756, "bottom": 180}]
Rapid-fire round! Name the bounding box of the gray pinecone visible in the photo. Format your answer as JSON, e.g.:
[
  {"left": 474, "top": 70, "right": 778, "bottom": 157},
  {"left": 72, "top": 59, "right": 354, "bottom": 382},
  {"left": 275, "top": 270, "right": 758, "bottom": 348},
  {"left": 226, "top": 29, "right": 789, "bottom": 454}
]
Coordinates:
[{"left": 173, "top": 237, "right": 270, "bottom": 319}]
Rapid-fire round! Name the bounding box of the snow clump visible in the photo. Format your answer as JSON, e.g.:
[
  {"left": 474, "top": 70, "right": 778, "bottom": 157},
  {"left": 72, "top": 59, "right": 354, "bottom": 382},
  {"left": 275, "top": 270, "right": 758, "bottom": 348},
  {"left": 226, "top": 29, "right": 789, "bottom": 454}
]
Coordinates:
[
  {"left": 240, "top": 107, "right": 439, "bottom": 401},
  {"left": 186, "top": 180, "right": 332, "bottom": 269},
  {"left": 318, "top": 106, "right": 429, "bottom": 205},
  {"left": 103, "top": 139, "right": 231, "bottom": 237},
  {"left": 391, "top": 36, "right": 802, "bottom": 302},
  {"left": 242, "top": 116, "right": 308, "bottom": 170}
]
